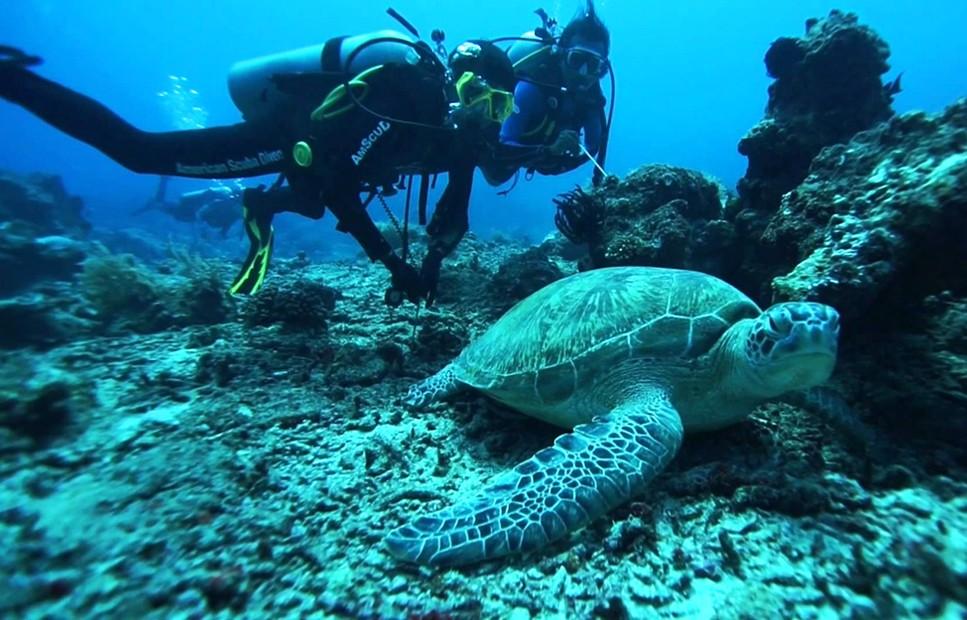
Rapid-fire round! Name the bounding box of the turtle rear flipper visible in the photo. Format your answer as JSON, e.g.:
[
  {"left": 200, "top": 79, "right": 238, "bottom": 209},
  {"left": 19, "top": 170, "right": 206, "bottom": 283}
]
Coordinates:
[{"left": 386, "top": 388, "right": 684, "bottom": 566}]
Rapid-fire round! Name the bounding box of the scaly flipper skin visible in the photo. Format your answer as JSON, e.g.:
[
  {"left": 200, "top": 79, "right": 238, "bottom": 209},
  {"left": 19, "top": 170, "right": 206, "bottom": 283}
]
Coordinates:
[
  {"left": 404, "top": 364, "right": 459, "bottom": 410},
  {"left": 386, "top": 388, "right": 684, "bottom": 566}
]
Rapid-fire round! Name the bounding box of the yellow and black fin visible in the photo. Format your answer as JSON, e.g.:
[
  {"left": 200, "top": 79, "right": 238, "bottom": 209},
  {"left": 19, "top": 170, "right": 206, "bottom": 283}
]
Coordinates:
[{"left": 229, "top": 206, "right": 275, "bottom": 296}]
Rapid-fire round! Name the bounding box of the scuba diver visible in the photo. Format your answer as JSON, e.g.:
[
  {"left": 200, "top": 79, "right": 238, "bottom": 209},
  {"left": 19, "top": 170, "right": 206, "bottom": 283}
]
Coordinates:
[
  {"left": 485, "top": 0, "right": 614, "bottom": 187},
  {"left": 134, "top": 176, "right": 243, "bottom": 238},
  {"left": 0, "top": 25, "right": 516, "bottom": 306}
]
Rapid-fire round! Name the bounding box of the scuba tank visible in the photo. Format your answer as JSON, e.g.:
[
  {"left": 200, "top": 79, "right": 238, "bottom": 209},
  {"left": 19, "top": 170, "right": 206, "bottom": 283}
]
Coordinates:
[
  {"left": 503, "top": 30, "right": 556, "bottom": 80},
  {"left": 227, "top": 29, "right": 420, "bottom": 121}
]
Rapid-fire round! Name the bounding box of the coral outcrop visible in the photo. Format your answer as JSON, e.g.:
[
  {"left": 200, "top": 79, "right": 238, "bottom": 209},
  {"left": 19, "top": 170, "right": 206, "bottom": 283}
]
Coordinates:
[
  {"left": 767, "top": 100, "right": 967, "bottom": 316},
  {"left": 554, "top": 165, "right": 734, "bottom": 276},
  {"left": 0, "top": 172, "right": 92, "bottom": 296},
  {"left": 736, "top": 11, "right": 896, "bottom": 220},
  {"left": 240, "top": 277, "right": 339, "bottom": 331}
]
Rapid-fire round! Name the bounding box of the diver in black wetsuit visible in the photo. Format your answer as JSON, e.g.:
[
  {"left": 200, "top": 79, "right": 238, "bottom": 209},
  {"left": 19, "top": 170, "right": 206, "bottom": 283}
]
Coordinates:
[{"left": 0, "top": 34, "right": 516, "bottom": 306}]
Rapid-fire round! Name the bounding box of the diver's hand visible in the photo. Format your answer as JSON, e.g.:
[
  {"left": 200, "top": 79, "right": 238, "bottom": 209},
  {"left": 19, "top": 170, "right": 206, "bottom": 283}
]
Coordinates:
[
  {"left": 385, "top": 254, "right": 425, "bottom": 306},
  {"left": 420, "top": 251, "right": 443, "bottom": 308},
  {"left": 547, "top": 130, "right": 583, "bottom": 158},
  {"left": 0, "top": 46, "right": 42, "bottom": 70}
]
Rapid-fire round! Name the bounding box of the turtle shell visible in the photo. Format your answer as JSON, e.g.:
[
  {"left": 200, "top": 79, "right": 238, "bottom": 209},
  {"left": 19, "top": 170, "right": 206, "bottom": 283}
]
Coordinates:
[{"left": 455, "top": 267, "right": 760, "bottom": 396}]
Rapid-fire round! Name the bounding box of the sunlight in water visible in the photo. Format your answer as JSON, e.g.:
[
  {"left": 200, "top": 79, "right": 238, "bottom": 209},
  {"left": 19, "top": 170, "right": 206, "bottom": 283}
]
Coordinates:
[{"left": 156, "top": 75, "right": 209, "bottom": 131}]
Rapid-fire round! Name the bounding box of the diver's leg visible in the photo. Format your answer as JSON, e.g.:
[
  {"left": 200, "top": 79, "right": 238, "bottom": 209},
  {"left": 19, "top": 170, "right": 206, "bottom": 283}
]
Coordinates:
[
  {"left": 229, "top": 187, "right": 278, "bottom": 295},
  {"left": 227, "top": 185, "right": 329, "bottom": 296},
  {"left": 0, "top": 66, "right": 287, "bottom": 179}
]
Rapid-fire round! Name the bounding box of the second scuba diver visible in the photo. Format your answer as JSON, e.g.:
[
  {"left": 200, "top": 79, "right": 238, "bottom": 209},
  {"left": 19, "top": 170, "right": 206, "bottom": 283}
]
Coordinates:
[
  {"left": 485, "top": 0, "right": 613, "bottom": 187},
  {"left": 135, "top": 176, "right": 244, "bottom": 238},
  {"left": 0, "top": 26, "right": 517, "bottom": 306}
]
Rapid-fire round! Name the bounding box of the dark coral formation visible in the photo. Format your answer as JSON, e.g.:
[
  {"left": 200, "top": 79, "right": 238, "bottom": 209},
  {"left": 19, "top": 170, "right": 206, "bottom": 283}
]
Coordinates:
[
  {"left": 767, "top": 101, "right": 967, "bottom": 315},
  {"left": 0, "top": 172, "right": 91, "bottom": 297},
  {"left": 0, "top": 171, "right": 90, "bottom": 238},
  {"left": 839, "top": 291, "right": 967, "bottom": 459},
  {"left": 0, "top": 234, "right": 87, "bottom": 297},
  {"left": 554, "top": 165, "right": 734, "bottom": 276},
  {"left": 737, "top": 11, "right": 896, "bottom": 220},
  {"left": 488, "top": 246, "right": 566, "bottom": 312},
  {"left": 240, "top": 278, "right": 339, "bottom": 331}
]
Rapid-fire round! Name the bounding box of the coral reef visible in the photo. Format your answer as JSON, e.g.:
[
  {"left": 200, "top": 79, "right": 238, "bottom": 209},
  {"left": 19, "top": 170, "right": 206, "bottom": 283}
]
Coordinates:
[
  {"left": 736, "top": 11, "right": 896, "bottom": 220},
  {"left": 240, "top": 277, "right": 339, "bottom": 331},
  {"left": 0, "top": 9, "right": 964, "bottom": 620},
  {"left": 0, "top": 252, "right": 961, "bottom": 618},
  {"left": 768, "top": 100, "right": 967, "bottom": 314},
  {"left": 79, "top": 248, "right": 235, "bottom": 335}
]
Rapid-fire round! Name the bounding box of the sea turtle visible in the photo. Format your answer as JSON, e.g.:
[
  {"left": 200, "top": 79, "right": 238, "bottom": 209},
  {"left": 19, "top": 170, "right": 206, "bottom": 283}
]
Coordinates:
[{"left": 386, "top": 266, "right": 840, "bottom": 566}]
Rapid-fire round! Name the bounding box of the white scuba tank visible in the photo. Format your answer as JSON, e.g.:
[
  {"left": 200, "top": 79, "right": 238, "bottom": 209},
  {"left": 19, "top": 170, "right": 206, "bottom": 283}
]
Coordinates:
[{"left": 227, "top": 29, "right": 420, "bottom": 121}]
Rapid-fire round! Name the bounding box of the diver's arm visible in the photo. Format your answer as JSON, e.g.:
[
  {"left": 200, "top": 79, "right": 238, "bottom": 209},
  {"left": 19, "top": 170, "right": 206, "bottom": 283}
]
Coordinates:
[
  {"left": 493, "top": 82, "right": 552, "bottom": 168},
  {"left": 499, "top": 82, "right": 548, "bottom": 149},
  {"left": 325, "top": 188, "right": 423, "bottom": 300},
  {"left": 0, "top": 66, "right": 287, "bottom": 179},
  {"left": 421, "top": 162, "right": 474, "bottom": 305},
  {"left": 425, "top": 163, "right": 474, "bottom": 259}
]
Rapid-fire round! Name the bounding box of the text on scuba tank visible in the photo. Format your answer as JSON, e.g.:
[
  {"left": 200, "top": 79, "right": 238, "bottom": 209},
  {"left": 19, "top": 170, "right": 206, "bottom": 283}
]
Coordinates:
[
  {"left": 352, "top": 121, "right": 392, "bottom": 166},
  {"left": 175, "top": 150, "right": 284, "bottom": 176}
]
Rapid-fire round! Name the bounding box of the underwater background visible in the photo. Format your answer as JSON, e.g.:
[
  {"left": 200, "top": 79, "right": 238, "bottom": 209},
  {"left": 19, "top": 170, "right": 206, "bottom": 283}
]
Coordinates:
[
  {"left": 1, "top": 0, "right": 965, "bottom": 252},
  {"left": 1, "top": 1, "right": 966, "bottom": 619}
]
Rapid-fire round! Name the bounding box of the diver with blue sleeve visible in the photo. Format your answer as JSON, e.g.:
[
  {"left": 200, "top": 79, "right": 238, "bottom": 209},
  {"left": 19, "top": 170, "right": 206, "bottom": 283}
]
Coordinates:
[
  {"left": 482, "top": 1, "right": 614, "bottom": 187},
  {"left": 0, "top": 26, "right": 517, "bottom": 306}
]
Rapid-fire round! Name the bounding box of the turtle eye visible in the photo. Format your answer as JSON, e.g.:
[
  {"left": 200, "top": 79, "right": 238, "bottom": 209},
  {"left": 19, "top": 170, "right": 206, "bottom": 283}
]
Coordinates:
[{"left": 767, "top": 315, "right": 780, "bottom": 333}]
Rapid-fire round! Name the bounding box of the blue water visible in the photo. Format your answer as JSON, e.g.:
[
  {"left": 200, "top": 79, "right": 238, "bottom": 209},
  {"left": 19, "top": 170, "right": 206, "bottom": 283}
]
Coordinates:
[{"left": 1, "top": 0, "right": 965, "bottom": 251}]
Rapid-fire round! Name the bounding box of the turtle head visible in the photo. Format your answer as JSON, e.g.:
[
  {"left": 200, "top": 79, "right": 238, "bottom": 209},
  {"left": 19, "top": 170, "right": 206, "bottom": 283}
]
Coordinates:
[{"left": 743, "top": 302, "right": 840, "bottom": 397}]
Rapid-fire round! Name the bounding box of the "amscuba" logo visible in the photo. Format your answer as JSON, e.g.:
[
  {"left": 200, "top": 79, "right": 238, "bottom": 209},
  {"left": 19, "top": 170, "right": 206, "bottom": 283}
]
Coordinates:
[{"left": 352, "top": 121, "right": 391, "bottom": 166}]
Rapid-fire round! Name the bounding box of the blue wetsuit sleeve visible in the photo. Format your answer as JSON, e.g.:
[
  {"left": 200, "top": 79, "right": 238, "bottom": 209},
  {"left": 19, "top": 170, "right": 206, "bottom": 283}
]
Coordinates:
[{"left": 499, "top": 82, "right": 547, "bottom": 147}]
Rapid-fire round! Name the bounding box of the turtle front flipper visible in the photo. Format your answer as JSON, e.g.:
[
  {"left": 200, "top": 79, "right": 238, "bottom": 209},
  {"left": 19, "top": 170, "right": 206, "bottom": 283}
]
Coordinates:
[
  {"left": 386, "top": 388, "right": 684, "bottom": 566},
  {"left": 404, "top": 364, "right": 459, "bottom": 410}
]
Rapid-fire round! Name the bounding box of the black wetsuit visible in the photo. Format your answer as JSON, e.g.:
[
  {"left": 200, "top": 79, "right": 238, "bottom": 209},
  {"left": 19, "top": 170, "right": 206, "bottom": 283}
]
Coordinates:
[{"left": 0, "top": 59, "right": 482, "bottom": 300}]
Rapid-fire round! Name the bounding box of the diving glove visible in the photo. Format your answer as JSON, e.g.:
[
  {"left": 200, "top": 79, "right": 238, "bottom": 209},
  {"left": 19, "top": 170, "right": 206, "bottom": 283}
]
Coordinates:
[
  {"left": 546, "top": 129, "right": 582, "bottom": 158},
  {"left": 229, "top": 187, "right": 275, "bottom": 295},
  {"left": 0, "top": 46, "right": 42, "bottom": 71},
  {"left": 384, "top": 253, "right": 425, "bottom": 307}
]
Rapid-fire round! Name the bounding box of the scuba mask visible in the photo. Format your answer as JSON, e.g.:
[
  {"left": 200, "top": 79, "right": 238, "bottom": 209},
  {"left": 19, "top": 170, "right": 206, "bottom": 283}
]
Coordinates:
[
  {"left": 563, "top": 47, "right": 608, "bottom": 78},
  {"left": 454, "top": 71, "right": 515, "bottom": 124}
]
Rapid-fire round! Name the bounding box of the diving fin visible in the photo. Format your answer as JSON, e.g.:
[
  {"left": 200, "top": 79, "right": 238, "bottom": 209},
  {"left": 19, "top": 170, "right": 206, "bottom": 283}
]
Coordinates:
[{"left": 229, "top": 203, "right": 274, "bottom": 296}]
